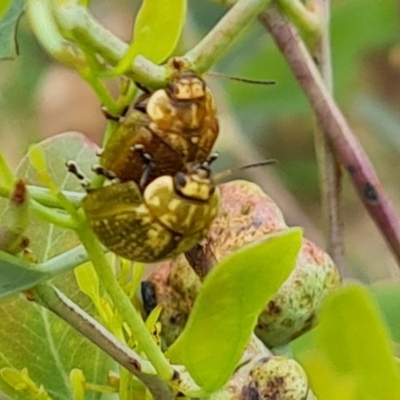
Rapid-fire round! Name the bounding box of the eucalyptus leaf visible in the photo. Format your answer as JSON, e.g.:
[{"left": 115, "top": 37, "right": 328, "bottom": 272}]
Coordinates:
[
  {"left": 17, "top": 132, "right": 98, "bottom": 262},
  {"left": 0, "top": 133, "right": 114, "bottom": 400},
  {"left": 315, "top": 285, "right": 400, "bottom": 399},
  {"left": 116, "top": 0, "right": 186, "bottom": 73},
  {"left": 134, "top": 0, "right": 186, "bottom": 62},
  {"left": 167, "top": 228, "right": 302, "bottom": 393},
  {"left": 300, "top": 350, "right": 357, "bottom": 400},
  {"left": 0, "top": 0, "right": 24, "bottom": 59}
]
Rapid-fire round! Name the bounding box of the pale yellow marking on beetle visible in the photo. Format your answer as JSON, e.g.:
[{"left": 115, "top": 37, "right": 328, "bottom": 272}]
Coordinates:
[
  {"left": 190, "top": 104, "right": 199, "bottom": 128},
  {"left": 181, "top": 85, "right": 191, "bottom": 99},
  {"left": 167, "top": 199, "right": 182, "bottom": 212},
  {"left": 140, "top": 216, "right": 152, "bottom": 225},
  {"left": 147, "top": 227, "right": 161, "bottom": 240},
  {"left": 166, "top": 213, "right": 178, "bottom": 225},
  {"left": 147, "top": 195, "right": 161, "bottom": 208},
  {"left": 180, "top": 204, "right": 197, "bottom": 230},
  {"left": 191, "top": 81, "right": 204, "bottom": 98},
  {"left": 147, "top": 90, "right": 168, "bottom": 120}
]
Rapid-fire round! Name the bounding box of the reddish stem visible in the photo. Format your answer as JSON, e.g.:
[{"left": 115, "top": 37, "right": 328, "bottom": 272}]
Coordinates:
[{"left": 261, "top": 4, "right": 400, "bottom": 266}]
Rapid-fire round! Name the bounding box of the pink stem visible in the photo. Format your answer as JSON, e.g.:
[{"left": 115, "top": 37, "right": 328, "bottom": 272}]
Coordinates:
[{"left": 261, "top": 4, "right": 400, "bottom": 266}]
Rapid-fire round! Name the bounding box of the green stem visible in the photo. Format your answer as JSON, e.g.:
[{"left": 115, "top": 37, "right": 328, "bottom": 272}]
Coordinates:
[
  {"left": 28, "top": 186, "right": 83, "bottom": 208},
  {"left": 76, "top": 221, "right": 174, "bottom": 381},
  {"left": 184, "top": 0, "right": 272, "bottom": 73},
  {"left": 102, "top": 118, "right": 119, "bottom": 148},
  {"left": 37, "top": 245, "right": 89, "bottom": 275},
  {"left": 53, "top": 3, "right": 168, "bottom": 88},
  {"left": 31, "top": 199, "right": 77, "bottom": 229},
  {"left": 0, "top": 183, "right": 77, "bottom": 229},
  {"left": 0, "top": 184, "right": 83, "bottom": 210},
  {"left": 311, "top": 0, "right": 344, "bottom": 270},
  {"left": 26, "top": 0, "right": 85, "bottom": 67},
  {"left": 277, "top": 0, "right": 321, "bottom": 38},
  {"left": 208, "top": 0, "right": 321, "bottom": 41}
]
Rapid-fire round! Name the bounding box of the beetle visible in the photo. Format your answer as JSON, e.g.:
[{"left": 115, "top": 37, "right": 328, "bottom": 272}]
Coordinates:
[
  {"left": 99, "top": 71, "right": 219, "bottom": 189},
  {"left": 78, "top": 163, "right": 220, "bottom": 263}
]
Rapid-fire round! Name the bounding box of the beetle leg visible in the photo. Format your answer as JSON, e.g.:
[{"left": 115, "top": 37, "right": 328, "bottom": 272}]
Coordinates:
[
  {"left": 92, "top": 165, "right": 118, "bottom": 181},
  {"left": 132, "top": 144, "right": 155, "bottom": 189},
  {"left": 66, "top": 160, "right": 91, "bottom": 189},
  {"left": 141, "top": 281, "right": 157, "bottom": 315},
  {"left": 204, "top": 152, "right": 219, "bottom": 167}
]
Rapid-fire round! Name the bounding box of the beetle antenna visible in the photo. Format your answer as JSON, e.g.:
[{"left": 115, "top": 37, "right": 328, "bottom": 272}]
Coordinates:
[
  {"left": 207, "top": 71, "right": 276, "bottom": 86},
  {"left": 214, "top": 159, "right": 277, "bottom": 182}
]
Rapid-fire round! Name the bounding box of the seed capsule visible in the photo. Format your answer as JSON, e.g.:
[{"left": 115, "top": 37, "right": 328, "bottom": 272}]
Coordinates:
[
  {"left": 145, "top": 180, "right": 340, "bottom": 347},
  {"left": 82, "top": 167, "right": 220, "bottom": 263},
  {"left": 242, "top": 356, "right": 309, "bottom": 400},
  {"left": 100, "top": 71, "right": 219, "bottom": 188}
]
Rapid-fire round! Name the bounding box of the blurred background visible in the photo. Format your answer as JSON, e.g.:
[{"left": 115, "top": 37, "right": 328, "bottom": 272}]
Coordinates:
[{"left": 0, "top": 0, "right": 399, "bottom": 282}]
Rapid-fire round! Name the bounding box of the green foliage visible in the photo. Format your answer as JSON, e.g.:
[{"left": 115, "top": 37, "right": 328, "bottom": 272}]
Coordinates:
[
  {"left": 0, "top": 133, "right": 114, "bottom": 400},
  {"left": 370, "top": 283, "right": 400, "bottom": 344},
  {"left": 0, "top": 0, "right": 12, "bottom": 19},
  {"left": 1, "top": 1, "right": 399, "bottom": 399},
  {"left": 299, "top": 285, "right": 400, "bottom": 400},
  {"left": 167, "top": 228, "right": 302, "bottom": 393},
  {"left": 15, "top": 133, "right": 97, "bottom": 260},
  {"left": 0, "top": 0, "right": 24, "bottom": 59},
  {"left": 114, "top": 0, "right": 187, "bottom": 74},
  {"left": 0, "top": 252, "right": 50, "bottom": 300}
]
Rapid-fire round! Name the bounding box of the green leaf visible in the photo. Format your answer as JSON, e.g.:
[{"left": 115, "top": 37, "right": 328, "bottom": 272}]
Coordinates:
[
  {"left": 0, "top": 133, "right": 114, "bottom": 400},
  {"left": 166, "top": 228, "right": 302, "bottom": 393},
  {"left": 15, "top": 132, "right": 98, "bottom": 262},
  {"left": 315, "top": 285, "right": 400, "bottom": 399},
  {"left": 0, "top": 0, "right": 24, "bottom": 59},
  {"left": 300, "top": 350, "right": 358, "bottom": 400},
  {"left": 371, "top": 283, "right": 400, "bottom": 343},
  {"left": 133, "top": 0, "right": 186, "bottom": 62},
  {"left": 0, "top": 251, "right": 50, "bottom": 300},
  {"left": 114, "top": 0, "right": 186, "bottom": 74}
]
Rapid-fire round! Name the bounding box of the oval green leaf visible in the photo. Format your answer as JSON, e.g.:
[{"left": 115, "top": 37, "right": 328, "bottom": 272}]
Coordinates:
[
  {"left": 316, "top": 285, "right": 400, "bottom": 399},
  {"left": 115, "top": 0, "right": 186, "bottom": 74},
  {"left": 166, "top": 228, "right": 302, "bottom": 393}
]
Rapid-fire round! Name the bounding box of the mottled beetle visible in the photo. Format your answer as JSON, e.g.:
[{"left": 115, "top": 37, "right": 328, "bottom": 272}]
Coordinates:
[
  {"left": 69, "top": 161, "right": 220, "bottom": 263},
  {"left": 99, "top": 71, "right": 219, "bottom": 189}
]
